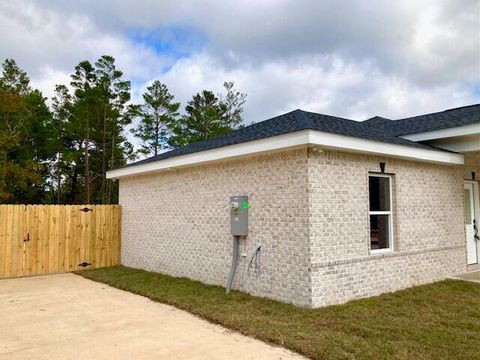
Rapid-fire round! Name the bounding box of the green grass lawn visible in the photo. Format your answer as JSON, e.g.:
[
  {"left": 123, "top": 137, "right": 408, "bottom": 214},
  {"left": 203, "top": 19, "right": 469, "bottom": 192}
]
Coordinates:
[{"left": 76, "top": 266, "right": 480, "bottom": 360}]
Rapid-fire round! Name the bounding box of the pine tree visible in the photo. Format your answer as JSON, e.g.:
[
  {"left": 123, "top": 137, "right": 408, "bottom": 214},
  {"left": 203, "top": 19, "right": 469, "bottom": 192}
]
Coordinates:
[
  {"left": 218, "top": 81, "right": 247, "bottom": 129},
  {"left": 94, "top": 55, "right": 133, "bottom": 203},
  {"left": 0, "top": 58, "right": 30, "bottom": 95},
  {"left": 51, "top": 85, "right": 73, "bottom": 204},
  {"left": 168, "top": 82, "right": 246, "bottom": 147},
  {"left": 0, "top": 57, "right": 247, "bottom": 204},
  {"left": 70, "top": 60, "right": 97, "bottom": 203},
  {"left": 168, "top": 90, "right": 226, "bottom": 147},
  {"left": 132, "top": 81, "right": 180, "bottom": 156},
  {"left": 18, "top": 89, "right": 57, "bottom": 202},
  {"left": 60, "top": 56, "right": 134, "bottom": 204}
]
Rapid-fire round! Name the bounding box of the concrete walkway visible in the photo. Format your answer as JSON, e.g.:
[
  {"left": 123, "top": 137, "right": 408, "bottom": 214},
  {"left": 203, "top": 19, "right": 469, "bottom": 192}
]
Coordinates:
[
  {"left": 0, "top": 274, "right": 304, "bottom": 360},
  {"left": 451, "top": 270, "right": 480, "bottom": 283}
]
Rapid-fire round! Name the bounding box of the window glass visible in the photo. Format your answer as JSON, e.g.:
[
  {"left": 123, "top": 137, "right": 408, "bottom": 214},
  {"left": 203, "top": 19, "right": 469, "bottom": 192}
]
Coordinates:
[
  {"left": 369, "top": 176, "right": 390, "bottom": 211},
  {"left": 369, "top": 174, "right": 393, "bottom": 252},
  {"left": 370, "top": 215, "right": 390, "bottom": 250}
]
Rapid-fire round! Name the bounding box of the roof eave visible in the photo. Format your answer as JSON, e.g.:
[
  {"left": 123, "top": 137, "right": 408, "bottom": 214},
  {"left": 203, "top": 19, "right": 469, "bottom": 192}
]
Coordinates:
[
  {"left": 401, "top": 122, "right": 480, "bottom": 142},
  {"left": 107, "top": 130, "right": 464, "bottom": 179}
]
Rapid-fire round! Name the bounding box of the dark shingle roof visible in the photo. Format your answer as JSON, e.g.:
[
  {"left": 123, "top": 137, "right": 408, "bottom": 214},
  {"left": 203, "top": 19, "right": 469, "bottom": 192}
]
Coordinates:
[
  {"left": 126, "top": 109, "right": 434, "bottom": 168},
  {"left": 376, "top": 104, "right": 480, "bottom": 136},
  {"left": 124, "top": 104, "right": 480, "bottom": 169}
]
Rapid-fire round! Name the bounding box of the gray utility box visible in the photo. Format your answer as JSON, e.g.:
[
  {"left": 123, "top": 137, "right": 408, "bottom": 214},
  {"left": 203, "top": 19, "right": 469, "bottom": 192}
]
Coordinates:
[{"left": 230, "top": 195, "right": 248, "bottom": 236}]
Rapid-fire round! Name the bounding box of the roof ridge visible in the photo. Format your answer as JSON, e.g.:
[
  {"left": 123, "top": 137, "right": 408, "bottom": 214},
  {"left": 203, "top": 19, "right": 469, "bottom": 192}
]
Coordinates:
[
  {"left": 444, "top": 103, "right": 480, "bottom": 112},
  {"left": 363, "top": 116, "right": 392, "bottom": 123},
  {"left": 298, "top": 109, "right": 357, "bottom": 123},
  {"left": 395, "top": 103, "right": 480, "bottom": 121}
]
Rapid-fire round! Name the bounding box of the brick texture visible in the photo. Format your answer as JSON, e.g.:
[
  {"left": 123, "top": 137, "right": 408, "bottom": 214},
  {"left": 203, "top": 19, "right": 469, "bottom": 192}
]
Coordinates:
[
  {"left": 119, "top": 147, "right": 471, "bottom": 307},
  {"left": 308, "top": 148, "right": 467, "bottom": 306},
  {"left": 120, "top": 149, "right": 312, "bottom": 306}
]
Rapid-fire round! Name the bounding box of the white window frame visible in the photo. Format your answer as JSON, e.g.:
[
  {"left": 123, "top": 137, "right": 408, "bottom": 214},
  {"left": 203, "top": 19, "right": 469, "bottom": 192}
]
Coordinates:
[{"left": 368, "top": 173, "right": 394, "bottom": 253}]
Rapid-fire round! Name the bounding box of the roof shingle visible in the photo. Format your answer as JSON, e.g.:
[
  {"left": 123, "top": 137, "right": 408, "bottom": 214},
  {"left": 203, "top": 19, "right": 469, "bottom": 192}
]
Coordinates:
[
  {"left": 125, "top": 104, "right": 480, "bottom": 168},
  {"left": 376, "top": 104, "right": 480, "bottom": 136}
]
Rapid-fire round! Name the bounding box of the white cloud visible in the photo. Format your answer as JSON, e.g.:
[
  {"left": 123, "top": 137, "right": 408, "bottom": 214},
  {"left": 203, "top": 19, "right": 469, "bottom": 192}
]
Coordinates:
[
  {"left": 0, "top": 1, "right": 173, "bottom": 96},
  {"left": 0, "top": 0, "right": 478, "bottom": 124},
  {"left": 157, "top": 53, "right": 479, "bottom": 122}
]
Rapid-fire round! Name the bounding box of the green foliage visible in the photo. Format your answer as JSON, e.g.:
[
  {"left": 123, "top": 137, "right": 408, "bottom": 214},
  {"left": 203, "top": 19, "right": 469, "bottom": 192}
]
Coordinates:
[
  {"left": 55, "top": 55, "right": 134, "bottom": 204},
  {"left": 0, "top": 56, "right": 136, "bottom": 204},
  {"left": 132, "top": 80, "right": 180, "bottom": 156},
  {"left": 0, "top": 58, "right": 31, "bottom": 95},
  {"left": 15, "top": 89, "right": 57, "bottom": 202},
  {"left": 0, "top": 59, "right": 52, "bottom": 203},
  {"left": 168, "top": 82, "right": 246, "bottom": 147},
  {"left": 219, "top": 81, "right": 247, "bottom": 129},
  {"left": 51, "top": 84, "right": 73, "bottom": 204},
  {"left": 0, "top": 57, "right": 248, "bottom": 204},
  {"left": 168, "top": 90, "right": 227, "bottom": 147}
]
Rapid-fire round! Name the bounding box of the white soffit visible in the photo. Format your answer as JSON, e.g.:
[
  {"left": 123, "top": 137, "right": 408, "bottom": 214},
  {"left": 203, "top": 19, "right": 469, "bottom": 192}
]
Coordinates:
[
  {"left": 107, "top": 130, "right": 464, "bottom": 179},
  {"left": 427, "top": 135, "right": 480, "bottom": 153}
]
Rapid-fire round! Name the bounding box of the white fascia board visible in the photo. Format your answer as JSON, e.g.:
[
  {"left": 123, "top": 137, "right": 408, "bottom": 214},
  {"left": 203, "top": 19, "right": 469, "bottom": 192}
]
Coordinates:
[
  {"left": 402, "top": 122, "right": 480, "bottom": 142},
  {"left": 308, "top": 131, "right": 464, "bottom": 165},
  {"left": 107, "top": 130, "right": 464, "bottom": 179},
  {"left": 107, "top": 130, "right": 311, "bottom": 179}
]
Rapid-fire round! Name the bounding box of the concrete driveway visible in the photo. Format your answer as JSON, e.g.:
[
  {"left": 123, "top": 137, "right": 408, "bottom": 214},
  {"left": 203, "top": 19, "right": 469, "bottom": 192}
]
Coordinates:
[
  {"left": 0, "top": 274, "right": 304, "bottom": 360},
  {"left": 451, "top": 270, "right": 480, "bottom": 283}
]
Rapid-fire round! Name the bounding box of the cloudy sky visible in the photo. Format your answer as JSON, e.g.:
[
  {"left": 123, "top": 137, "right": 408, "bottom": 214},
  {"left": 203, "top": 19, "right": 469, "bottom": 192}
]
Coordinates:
[{"left": 0, "top": 0, "right": 479, "bottom": 123}]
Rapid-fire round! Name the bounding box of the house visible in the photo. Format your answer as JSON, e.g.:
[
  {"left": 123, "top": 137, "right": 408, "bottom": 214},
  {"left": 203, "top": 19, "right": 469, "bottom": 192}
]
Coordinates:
[{"left": 107, "top": 104, "right": 480, "bottom": 307}]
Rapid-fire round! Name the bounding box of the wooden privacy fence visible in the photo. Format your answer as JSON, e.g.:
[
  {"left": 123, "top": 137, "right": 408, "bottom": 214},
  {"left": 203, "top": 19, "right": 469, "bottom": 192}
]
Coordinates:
[{"left": 0, "top": 205, "right": 121, "bottom": 278}]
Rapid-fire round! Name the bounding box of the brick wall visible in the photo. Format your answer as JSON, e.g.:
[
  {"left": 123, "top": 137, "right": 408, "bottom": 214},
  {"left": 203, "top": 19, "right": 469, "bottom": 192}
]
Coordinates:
[
  {"left": 119, "top": 149, "right": 312, "bottom": 306},
  {"left": 464, "top": 152, "right": 480, "bottom": 180},
  {"left": 119, "top": 146, "right": 470, "bottom": 308},
  {"left": 307, "top": 148, "right": 467, "bottom": 307}
]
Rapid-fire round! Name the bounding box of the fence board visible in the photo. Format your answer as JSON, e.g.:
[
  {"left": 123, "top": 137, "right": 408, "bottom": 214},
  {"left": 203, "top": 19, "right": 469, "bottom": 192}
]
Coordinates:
[{"left": 0, "top": 205, "right": 121, "bottom": 278}]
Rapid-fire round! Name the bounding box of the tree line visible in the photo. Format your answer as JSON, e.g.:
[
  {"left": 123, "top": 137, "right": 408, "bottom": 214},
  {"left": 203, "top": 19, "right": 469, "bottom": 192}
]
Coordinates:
[{"left": 0, "top": 56, "right": 246, "bottom": 204}]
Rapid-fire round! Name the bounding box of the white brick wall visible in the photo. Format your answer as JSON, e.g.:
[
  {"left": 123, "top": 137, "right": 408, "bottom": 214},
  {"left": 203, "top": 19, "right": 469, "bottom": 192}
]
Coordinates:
[
  {"left": 120, "top": 149, "right": 312, "bottom": 306},
  {"left": 311, "top": 247, "right": 465, "bottom": 306},
  {"left": 119, "top": 147, "right": 470, "bottom": 307},
  {"left": 308, "top": 148, "right": 467, "bottom": 307}
]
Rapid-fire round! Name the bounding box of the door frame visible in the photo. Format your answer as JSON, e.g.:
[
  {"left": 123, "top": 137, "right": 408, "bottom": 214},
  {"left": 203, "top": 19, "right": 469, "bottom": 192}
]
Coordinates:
[{"left": 464, "top": 180, "right": 480, "bottom": 265}]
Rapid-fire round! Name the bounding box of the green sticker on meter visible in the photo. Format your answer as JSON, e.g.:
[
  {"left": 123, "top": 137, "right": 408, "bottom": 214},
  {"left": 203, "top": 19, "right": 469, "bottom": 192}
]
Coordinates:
[{"left": 242, "top": 201, "right": 249, "bottom": 209}]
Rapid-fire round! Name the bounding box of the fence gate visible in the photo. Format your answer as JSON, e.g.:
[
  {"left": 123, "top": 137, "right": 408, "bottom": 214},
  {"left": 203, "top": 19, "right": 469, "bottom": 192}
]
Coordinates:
[{"left": 0, "top": 205, "right": 121, "bottom": 278}]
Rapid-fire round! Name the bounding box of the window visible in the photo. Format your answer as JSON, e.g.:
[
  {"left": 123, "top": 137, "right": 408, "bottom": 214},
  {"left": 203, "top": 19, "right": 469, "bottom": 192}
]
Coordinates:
[{"left": 368, "top": 174, "right": 393, "bottom": 252}]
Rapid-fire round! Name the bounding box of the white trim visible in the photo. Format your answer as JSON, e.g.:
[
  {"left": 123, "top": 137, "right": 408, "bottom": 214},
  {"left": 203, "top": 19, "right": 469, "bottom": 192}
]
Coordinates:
[
  {"left": 107, "top": 129, "right": 464, "bottom": 179},
  {"left": 308, "top": 131, "right": 463, "bottom": 165},
  {"left": 464, "top": 180, "right": 480, "bottom": 265},
  {"left": 369, "top": 211, "right": 391, "bottom": 215},
  {"left": 368, "top": 174, "right": 394, "bottom": 254},
  {"left": 402, "top": 123, "right": 480, "bottom": 142},
  {"left": 426, "top": 135, "right": 480, "bottom": 153},
  {"left": 370, "top": 248, "right": 393, "bottom": 255},
  {"left": 107, "top": 130, "right": 311, "bottom": 179}
]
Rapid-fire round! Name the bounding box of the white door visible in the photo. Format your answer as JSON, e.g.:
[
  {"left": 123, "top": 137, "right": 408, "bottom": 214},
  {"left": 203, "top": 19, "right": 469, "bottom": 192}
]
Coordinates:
[{"left": 464, "top": 182, "right": 479, "bottom": 265}]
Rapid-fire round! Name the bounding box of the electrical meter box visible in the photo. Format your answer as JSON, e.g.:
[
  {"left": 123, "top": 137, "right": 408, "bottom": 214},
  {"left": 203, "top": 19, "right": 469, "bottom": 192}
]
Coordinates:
[{"left": 230, "top": 195, "right": 248, "bottom": 236}]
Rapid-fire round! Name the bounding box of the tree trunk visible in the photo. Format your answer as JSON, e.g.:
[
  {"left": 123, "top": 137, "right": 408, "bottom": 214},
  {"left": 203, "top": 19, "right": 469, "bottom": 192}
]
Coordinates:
[
  {"left": 68, "top": 141, "right": 81, "bottom": 204},
  {"left": 84, "top": 105, "right": 90, "bottom": 204},
  {"left": 107, "top": 130, "right": 116, "bottom": 204},
  {"left": 154, "top": 119, "right": 159, "bottom": 156},
  {"left": 70, "top": 168, "right": 79, "bottom": 204},
  {"left": 56, "top": 151, "right": 61, "bottom": 204},
  {"left": 101, "top": 104, "right": 107, "bottom": 204}
]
